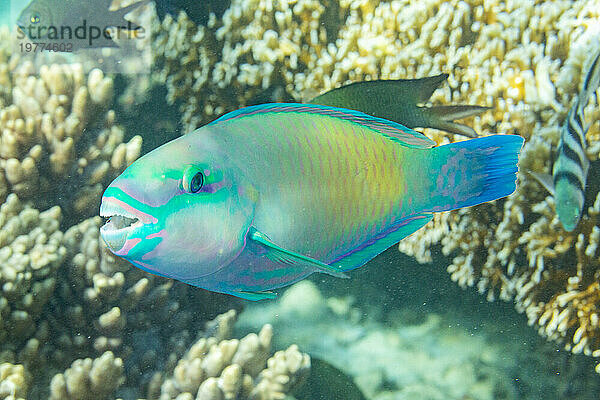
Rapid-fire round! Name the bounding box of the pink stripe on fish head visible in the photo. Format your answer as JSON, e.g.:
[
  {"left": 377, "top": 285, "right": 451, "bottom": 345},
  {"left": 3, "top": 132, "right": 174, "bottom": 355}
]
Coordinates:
[
  {"left": 115, "top": 237, "right": 142, "bottom": 256},
  {"left": 141, "top": 229, "right": 167, "bottom": 261},
  {"left": 146, "top": 229, "right": 166, "bottom": 240},
  {"left": 104, "top": 197, "right": 158, "bottom": 224}
]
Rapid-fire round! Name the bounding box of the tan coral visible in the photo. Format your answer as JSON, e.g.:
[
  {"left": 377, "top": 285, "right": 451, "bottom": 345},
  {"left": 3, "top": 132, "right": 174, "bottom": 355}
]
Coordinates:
[
  {"left": 0, "top": 194, "right": 65, "bottom": 361},
  {"left": 158, "top": 310, "right": 309, "bottom": 400},
  {"left": 0, "top": 363, "right": 30, "bottom": 400},
  {"left": 0, "top": 27, "right": 141, "bottom": 218},
  {"left": 49, "top": 351, "right": 125, "bottom": 400}
]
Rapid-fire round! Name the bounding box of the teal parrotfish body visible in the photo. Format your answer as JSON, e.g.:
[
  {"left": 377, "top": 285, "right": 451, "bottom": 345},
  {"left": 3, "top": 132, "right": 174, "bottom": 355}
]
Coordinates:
[{"left": 100, "top": 103, "right": 523, "bottom": 300}]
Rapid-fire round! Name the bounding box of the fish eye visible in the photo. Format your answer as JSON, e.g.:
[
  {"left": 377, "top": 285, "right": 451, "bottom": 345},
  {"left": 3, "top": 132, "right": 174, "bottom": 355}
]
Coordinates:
[
  {"left": 30, "top": 13, "right": 40, "bottom": 24},
  {"left": 182, "top": 166, "right": 204, "bottom": 193}
]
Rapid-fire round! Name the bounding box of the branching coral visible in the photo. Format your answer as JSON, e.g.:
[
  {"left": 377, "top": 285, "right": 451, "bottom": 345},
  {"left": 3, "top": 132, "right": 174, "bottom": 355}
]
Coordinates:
[
  {"left": 49, "top": 351, "right": 125, "bottom": 400},
  {"left": 0, "top": 27, "right": 142, "bottom": 219},
  {"left": 383, "top": 0, "right": 600, "bottom": 373},
  {"left": 41, "top": 216, "right": 241, "bottom": 393},
  {"left": 157, "top": 310, "right": 310, "bottom": 400},
  {"left": 152, "top": 0, "right": 345, "bottom": 132},
  {"left": 0, "top": 194, "right": 64, "bottom": 360}
]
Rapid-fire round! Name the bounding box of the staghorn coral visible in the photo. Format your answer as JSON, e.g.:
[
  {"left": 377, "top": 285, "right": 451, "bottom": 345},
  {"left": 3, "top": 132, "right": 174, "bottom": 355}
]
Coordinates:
[
  {"left": 157, "top": 309, "right": 310, "bottom": 400},
  {"left": 0, "top": 27, "right": 142, "bottom": 220},
  {"left": 382, "top": 0, "right": 600, "bottom": 374},
  {"left": 152, "top": 0, "right": 345, "bottom": 132},
  {"left": 151, "top": 0, "right": 600, "bottom": 372}
]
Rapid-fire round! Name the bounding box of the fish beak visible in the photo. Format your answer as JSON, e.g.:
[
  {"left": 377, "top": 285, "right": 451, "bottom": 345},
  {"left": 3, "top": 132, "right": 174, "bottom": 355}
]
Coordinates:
[{"left": 99, "top": 199, "right": 144, "bottom": 252}]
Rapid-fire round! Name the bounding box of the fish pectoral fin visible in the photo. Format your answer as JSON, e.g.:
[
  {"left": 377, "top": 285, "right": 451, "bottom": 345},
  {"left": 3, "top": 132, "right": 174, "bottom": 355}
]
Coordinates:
[
  {"left": 249, "top": 228, "right": 349, "bottom": 279},
  {"left": 235, "top": 290, "right": 278, "bottom": 301},
  {"left": 526, "top": 170, "right": 555, "bottom": 196}
]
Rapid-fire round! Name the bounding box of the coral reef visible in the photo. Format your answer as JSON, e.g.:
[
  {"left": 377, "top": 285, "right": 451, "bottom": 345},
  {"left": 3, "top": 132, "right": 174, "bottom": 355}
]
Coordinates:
[
  {"left": 0, "top": 26, "right": 142, "bottom": 219},
  {"left": 0, "top": 362, "right": 30, "bottom": 400},
  {"left": 388, "top": 0, "right": 600, "bottom": 374},
  {"left": 0, "top": 25, "right": 240, "bottom": 398},
  {"left": 3, "top": 0, "right": 600, "bottom": 396},
  {"left": 49, "top": 351, "right": 125, "bottom": 400},
  {"left": 158, "top": 310, "right": 310, "bottom": 400},
  {"left": 151, "top": 0, "right": 600, "bottom": 374}
]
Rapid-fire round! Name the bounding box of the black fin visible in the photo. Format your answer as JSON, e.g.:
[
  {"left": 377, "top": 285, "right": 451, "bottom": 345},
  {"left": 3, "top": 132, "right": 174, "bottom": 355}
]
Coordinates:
[
  {"left": 421, "top": 105, "right": 490, "bottom": 138},
  {"left": 409, "top": 73, "right": 449, "bottom": 104}
]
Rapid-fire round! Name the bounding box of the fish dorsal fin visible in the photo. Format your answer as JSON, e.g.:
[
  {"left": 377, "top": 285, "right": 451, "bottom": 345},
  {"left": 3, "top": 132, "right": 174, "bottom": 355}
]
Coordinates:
[
  {"left": 407, "top": 73, "right": 449, "bottom": 104},
  {"left": 211, "top": 103, "right": 436, "bottom": 148}
]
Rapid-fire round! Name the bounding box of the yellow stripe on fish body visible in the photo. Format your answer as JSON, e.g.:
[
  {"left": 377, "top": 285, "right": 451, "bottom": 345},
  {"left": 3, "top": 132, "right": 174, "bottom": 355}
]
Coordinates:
[
  {"left": 259, "top": 115, "right": 394, "bottom": 240},
  {"left": 213, "top": 108, "right": 451, "bottom": 264}
]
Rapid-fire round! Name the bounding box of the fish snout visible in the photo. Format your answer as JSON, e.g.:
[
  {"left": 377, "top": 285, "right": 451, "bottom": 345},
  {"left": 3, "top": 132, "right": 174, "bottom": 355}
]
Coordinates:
[{"left": 99, "top": 197, "right": 155, "bottom": 253}]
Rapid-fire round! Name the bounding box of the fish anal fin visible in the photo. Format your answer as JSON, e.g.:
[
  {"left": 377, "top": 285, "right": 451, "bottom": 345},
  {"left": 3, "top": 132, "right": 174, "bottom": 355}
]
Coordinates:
[
  {"left": 249, "top": 228, "right": 349, "bottom": 278},
  {"left": 235, "top": 290, "right": 278, "bottom": 301},
  {"left": 527, "top": 170, "right": 555, "bottom": 196}
]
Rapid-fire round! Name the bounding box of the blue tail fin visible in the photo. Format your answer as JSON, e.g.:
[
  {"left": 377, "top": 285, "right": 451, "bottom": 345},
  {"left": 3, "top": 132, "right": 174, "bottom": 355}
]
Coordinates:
[{"left": 427, "top": 135, "right": 524, "bottom": 212}]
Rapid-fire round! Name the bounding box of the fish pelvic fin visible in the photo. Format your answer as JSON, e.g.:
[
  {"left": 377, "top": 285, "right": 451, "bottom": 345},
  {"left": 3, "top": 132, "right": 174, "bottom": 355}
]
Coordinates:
[
  {"left": 425, "top": 134, "right": 524, "bottom": 212},
  {"left": 249, "top": 228, "right": 348, "bottom": 278},
  {"left": 420, "top": 105, "right": 490, "bottom": 138},
  {"left": 332, "top": 214, "right": 433, "bottom": 272}
]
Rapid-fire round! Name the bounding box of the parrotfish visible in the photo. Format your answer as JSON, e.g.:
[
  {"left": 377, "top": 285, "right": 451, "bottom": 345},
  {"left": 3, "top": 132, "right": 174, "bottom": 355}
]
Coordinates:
[
  {"left": 530, "top": 49, "right": 600, "bottom": 231},
  {"left": 309, "top": 74, "right": 489, "bottom": 138},
  {"left": 100, "top": 104, "right": 523, "bottom": 300}
]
